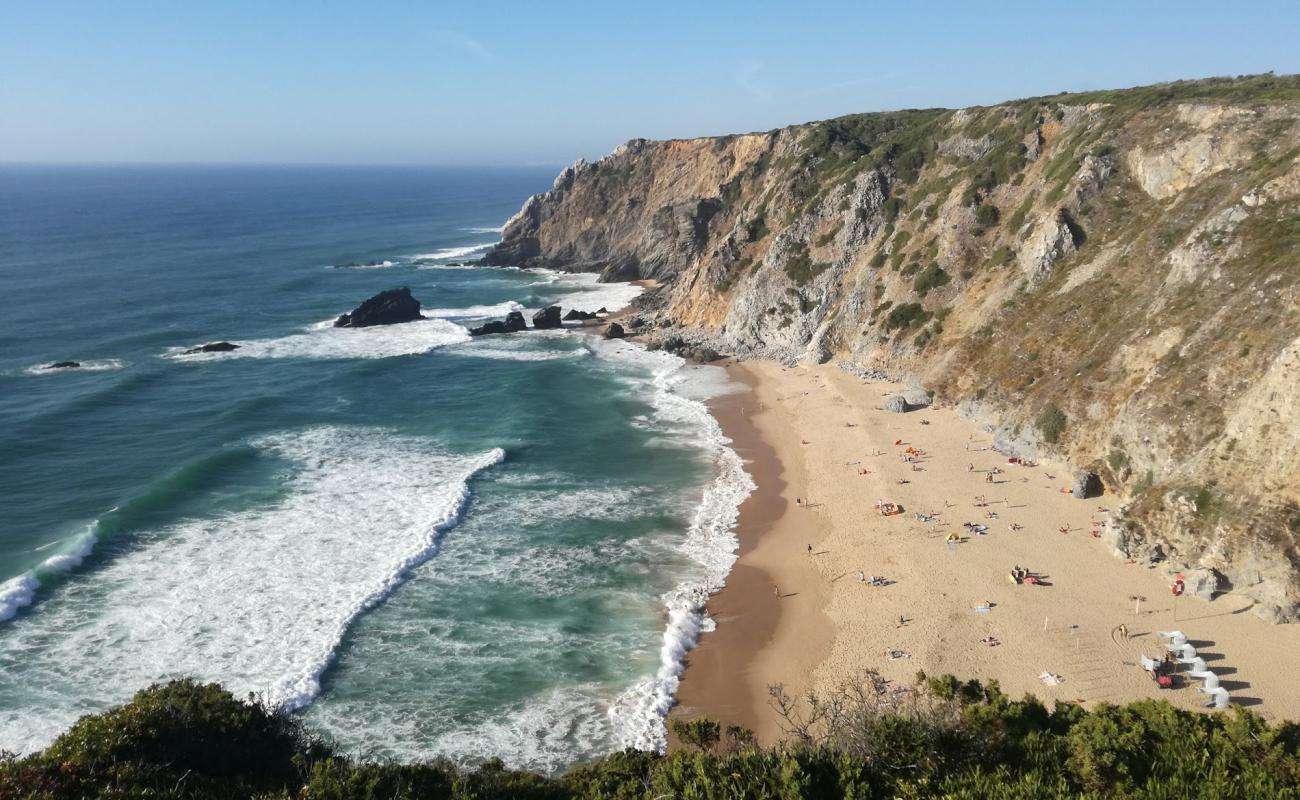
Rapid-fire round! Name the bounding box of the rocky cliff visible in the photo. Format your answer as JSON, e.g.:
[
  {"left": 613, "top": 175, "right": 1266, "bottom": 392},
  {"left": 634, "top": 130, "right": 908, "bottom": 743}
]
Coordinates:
[{"left": 484, "top": 75, "right": 1300, "bottom": 622}]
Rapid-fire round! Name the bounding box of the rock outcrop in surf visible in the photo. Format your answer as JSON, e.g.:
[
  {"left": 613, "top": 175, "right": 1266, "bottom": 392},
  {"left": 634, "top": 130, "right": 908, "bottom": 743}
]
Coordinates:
[
  {"left": 469, "top": 310, "right": 529, "bottom": 337},
  {"left": 334, "top": 288, "right": 424, "bottom": 328},
  {"left": 183, "top": 342, "right": 241, "bottom": 355}
]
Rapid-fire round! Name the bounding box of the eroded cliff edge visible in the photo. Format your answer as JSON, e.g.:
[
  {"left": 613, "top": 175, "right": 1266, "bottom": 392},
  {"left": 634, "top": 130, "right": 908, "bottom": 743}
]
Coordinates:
[{"left": 484, "top": 75, "right": 1300, "bottom": 622}]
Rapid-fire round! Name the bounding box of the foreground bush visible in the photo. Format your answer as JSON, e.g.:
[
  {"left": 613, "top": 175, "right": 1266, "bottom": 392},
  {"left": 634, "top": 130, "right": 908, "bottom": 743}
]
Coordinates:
[{"left": 2, "top": 675, "right": 1298, "bottom": 798}]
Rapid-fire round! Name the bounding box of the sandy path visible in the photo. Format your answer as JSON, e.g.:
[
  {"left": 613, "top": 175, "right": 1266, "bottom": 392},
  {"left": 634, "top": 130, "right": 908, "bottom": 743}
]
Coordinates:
[{"left": 675, "top": 360, "right": 1300, "bottom": 742}]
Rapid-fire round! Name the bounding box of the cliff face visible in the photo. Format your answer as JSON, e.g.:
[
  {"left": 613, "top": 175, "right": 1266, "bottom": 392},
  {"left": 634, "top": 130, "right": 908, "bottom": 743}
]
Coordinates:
[{"left": 485, "top": 75, "right": 1300, "bottom": 622}]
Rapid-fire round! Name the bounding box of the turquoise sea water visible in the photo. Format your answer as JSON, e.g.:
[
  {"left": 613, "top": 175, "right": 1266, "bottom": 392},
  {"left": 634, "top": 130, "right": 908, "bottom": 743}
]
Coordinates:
[{"left": 0, "top": 165, "right": 751, "bottom": 771}]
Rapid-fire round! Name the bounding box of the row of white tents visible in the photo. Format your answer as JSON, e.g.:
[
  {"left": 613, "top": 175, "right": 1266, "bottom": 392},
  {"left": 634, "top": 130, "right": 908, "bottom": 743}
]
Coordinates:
[{"left": 1140, "top": 630, "right": 1229, "bottom": 708}]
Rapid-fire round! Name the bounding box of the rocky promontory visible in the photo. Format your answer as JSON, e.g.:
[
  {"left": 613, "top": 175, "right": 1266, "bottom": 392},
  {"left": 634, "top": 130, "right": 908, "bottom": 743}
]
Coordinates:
[{"left": 483, "top": 75, "right": 1300, "bottom": 621}]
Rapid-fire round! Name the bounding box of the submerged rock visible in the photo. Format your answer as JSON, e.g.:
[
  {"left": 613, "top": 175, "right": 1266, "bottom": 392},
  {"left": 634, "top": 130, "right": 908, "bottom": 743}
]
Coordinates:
[
  {"left": 334, "top": 287, "right": 423, "bottom": 328},
  {"left": 43, "top": 361, "right": 82, "bottom": 369},
  {"left": 532, "top": 306, "right": 562, "bottom": 329},
  {"left": 604, "top": 322, "right": 626, "bottom": 339},
  {"left": 183, "top": 342, "right": 240, "bottom": 355}
]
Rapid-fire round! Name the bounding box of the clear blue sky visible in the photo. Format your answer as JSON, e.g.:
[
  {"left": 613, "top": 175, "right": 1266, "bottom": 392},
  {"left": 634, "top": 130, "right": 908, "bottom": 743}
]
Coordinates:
[{"left": 3, "top": 1, "right": 1298, "bottom": 165}]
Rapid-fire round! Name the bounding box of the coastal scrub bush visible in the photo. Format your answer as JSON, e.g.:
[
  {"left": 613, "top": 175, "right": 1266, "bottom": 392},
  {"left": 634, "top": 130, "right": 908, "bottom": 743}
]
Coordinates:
[
  {"left": 913, "top": 263, "right": 951, "bottom": 296},
  {"left": 975, "top": 203, "right": 1001, "bottom": 228},
  {"left": 4, "top": 676, "right": 1299, "bottom": 799},
  {"left": 1037, "top": 404, "right": 1068, "bottom": 444},
  {"left": 885, "top": 302, "right": 930, "bottom": 331},
  {"left": 668, "top": 716, "right": 721, "bottom": 752}
]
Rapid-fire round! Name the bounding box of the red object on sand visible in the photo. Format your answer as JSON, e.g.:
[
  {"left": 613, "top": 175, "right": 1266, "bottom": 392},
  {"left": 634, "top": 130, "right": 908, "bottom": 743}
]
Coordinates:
[{"left": 1156, "top": 675, "right": 1174, "bottom": 688}]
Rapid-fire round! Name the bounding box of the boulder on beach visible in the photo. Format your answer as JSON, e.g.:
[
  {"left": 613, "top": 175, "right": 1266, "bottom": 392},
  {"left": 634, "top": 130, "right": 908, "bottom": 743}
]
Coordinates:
[
  {"left": 43, "top": 361, "right": 82, "bottom": 370},
  {"left": 563, "top": 309, "right": 598, "bottom": 321},
  {"left": 334, "top": 287, "right": 423, "bottom": 328},
  {"left": 1071, "top": 470, "right": 1103, "bottom": 499},
  {"left": 183, "top": 342, "right": 240, "bottom": 355},
  {"left": 884, "top": 396, "right": 910, "bottom": 413},
  {"left": 1182, "top": 567, "right": 1222, "bottom": 600},
  {"left": 532, "top": 306, "right": 562, "bottom": 329},
  {"left": 603, "top": 322, "right": 626, "bottom": 339}
]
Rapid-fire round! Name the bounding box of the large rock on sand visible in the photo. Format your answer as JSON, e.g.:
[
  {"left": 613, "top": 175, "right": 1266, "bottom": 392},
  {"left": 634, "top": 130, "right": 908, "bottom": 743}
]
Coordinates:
[
  {"left": 1071, "top": 470, "right": 1103, "bottom": 499},
  {"left": 563, "top": 309, "right": 598, "bottom": 321},
  {"left": 532, "top": 306, "right": 563, "bottom": 329},
  {"left": 884, "top": 396, "right": 909, "bottom": 413},
  {"left": 603, "top": 322, "right": 626, "bottom": 339},
  {"left": 334, "top": 287, "right": 423, "bottom": 328}
]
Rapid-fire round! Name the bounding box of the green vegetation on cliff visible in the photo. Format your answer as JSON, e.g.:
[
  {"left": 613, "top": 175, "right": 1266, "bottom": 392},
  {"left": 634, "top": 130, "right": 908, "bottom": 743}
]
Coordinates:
[{"left": 4, "top": 677, "right": 1299, "bottom": 799}]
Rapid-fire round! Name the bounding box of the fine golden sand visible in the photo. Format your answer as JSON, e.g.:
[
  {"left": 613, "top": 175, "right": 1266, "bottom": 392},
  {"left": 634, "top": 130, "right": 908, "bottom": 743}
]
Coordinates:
[{"left": 673, "top": 360, "right": 1300, "bottom": 743}]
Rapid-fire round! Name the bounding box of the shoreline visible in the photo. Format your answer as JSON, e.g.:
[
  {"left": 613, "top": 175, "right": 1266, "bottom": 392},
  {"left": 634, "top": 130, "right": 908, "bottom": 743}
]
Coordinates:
[
  {"left": 673, "top": 358, "right": 1300, "bottom": 740},
  {"left": 671, "top": 362, "right": 832, "bottom": 743}
]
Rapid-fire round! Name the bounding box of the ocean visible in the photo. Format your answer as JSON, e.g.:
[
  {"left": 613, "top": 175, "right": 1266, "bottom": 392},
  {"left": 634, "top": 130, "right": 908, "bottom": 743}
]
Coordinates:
[{"left": 0, "top": 164, "right": 752, "bottom": 771}]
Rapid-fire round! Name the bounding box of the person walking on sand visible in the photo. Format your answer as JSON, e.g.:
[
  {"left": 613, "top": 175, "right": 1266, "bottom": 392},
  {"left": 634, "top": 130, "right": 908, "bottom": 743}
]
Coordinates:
[
  {"left": 807, "top": 543, "right": 813, "bottom": 556},
  {"left": 773, "top": 584, "right": 780, "bottom": 597},
  {"left": 857, "top": 570, "right": 866, "bottom": 583}
]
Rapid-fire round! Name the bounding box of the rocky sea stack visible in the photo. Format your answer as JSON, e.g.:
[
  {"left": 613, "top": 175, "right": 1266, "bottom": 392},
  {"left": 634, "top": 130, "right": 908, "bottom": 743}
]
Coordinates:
[{"left": 334, "top": 287, "right": 423, "bottom": 328}]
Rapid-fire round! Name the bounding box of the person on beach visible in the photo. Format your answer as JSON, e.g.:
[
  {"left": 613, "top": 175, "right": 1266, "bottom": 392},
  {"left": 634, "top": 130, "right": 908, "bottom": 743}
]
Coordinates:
[
  {"left": 857, "top": 570, "right": 866, "bottom": 583},
  {"left": 773, "top": 584, "right": 780, "bottom": 597},
  {"left": 807, "top": 543, "right": 813, "bottom": 556}
]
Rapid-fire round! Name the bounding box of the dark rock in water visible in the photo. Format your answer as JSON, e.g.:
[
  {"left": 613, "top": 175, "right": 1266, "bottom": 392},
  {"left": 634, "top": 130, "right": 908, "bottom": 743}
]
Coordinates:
[
  {"left": 597, "top": 307, "right": 609, "bottom": 314},
  {"left": 44, "top": 361, "right": 82, "bottom": 369},
  {"left": 469, "top": 320, "right": 508, "bottom": 336},
  {"left": 334, "top": 287, "right": 423, "bottom": 328},
  {"left": 532, "top": 305, "right": 562, "bottom": 329},
  {"left": 504, "top": 311, "right": 528, "bottom": 332},
  {"left": 470, "top": 311, "right": 529, "bottom": 337},
  {"left": 446, "top": 262, "right": 464, "bottom": 267},
  {"left": 563, "top": 309, "right": 597, "bottom": 321},
  {"left": 1071, "top": 470, "right": 1103, "bottom": 499},
  {"left": 183, "top": 341, "right": 240, "bottom": 355},
  {"left": 604, "top": 322, "right": 626, "bottom": 339},
  {"left": 884, "top": 396, "right": 910, "bottom": 413}
]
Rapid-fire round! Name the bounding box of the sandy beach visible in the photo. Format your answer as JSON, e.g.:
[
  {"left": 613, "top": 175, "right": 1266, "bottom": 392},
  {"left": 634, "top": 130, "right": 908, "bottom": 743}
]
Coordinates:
[{"left": 674, "top": 360, "right": 1300, "bottom": 742}]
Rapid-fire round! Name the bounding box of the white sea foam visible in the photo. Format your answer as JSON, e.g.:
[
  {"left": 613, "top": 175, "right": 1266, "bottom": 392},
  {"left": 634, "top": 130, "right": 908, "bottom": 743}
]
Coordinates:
[
  {"left": 329, "top": 260, "right": 398, "bottom": 270},
  {"left": 167, "top": 318, "right": 470, "bottom": 362},
  {"left": 0, "top": 427, "right": 503, "bottom": 754},
  {"left": 590, "top": 340, "right": 755, "bottom": 753},
  {"left": 424, "top": 301, "right": 524, "bottom": 319},
  {"left": 413, "top": 242, "right": 497, "bottom": 261},
  {"left": 447, "top": 333, "right": 589, "bottom": 363},
  {"left": 0, "top": 528, "right": 100, "bottom": 622},
  {"left": 550, "top": 273, "right": 643, "bottom": 313},
  {"left": 23, "top": 359, "right": 126, "bottom": 376},
  {"left": 462, "top": 226, "right": 504, "bottom": 234}
]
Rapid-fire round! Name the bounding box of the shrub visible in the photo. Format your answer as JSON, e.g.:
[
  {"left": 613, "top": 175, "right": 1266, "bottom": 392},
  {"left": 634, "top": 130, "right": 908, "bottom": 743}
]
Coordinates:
[
  {"left": 1037, "top": 404, "right": 1067, "bottom": 444},
  {"left": 913, "top": 264, "right": 951, "bottom": 296},
  {"left": 975, "top": 203, "right": 1001, "bottom": 228},
  {"left": 885, "top": 302, "right": 930, "bottom": 330},
  {"left": 669, "top": 717, "right": 721, "bottom": 752}
]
